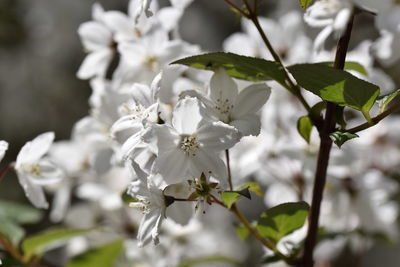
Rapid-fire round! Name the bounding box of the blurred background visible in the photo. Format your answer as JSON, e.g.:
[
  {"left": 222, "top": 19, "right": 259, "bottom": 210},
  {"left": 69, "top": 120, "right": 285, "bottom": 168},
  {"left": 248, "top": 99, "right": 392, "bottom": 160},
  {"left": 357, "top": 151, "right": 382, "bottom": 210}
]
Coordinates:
[{"left": 1, "top": 0, "right": 400, "bottom": 266}]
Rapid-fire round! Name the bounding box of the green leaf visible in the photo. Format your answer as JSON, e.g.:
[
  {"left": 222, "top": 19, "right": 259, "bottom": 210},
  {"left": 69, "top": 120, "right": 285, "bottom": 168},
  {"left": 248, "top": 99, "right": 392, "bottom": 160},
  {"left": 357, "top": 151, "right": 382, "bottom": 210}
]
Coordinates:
[
  {"left": 320, "top": 61, "right": 368, "bottom": 76},
  {"left": 171, "top": 52, "right": 287, "bottom": 84},
  {"left": 330, "top": 131, "right": 359, "bottom": 148},
  {"left": 0, "top": 218, "right": 25, "bottom": 245},
  {"left": 0, "top": 199, "right": 43, "bottom": 224},
  {"left": 288, "top": 64, "right": 380, "bottom": 118},
  {"left": 257, "top": 202, "right": 309, "bottom": 244},
  {"left": 299, "top": 0, "right": 315, "bottom": 9},
  {"left": 310, "top": 101, "right": 326, "bottom": 117},
  {"left": 297, "top": 116, "right": 313, "bottom": 143},
  {"left": 236, "top": 182, "right": 263, "bottom": 197},
  {"left": 67, "top": 240, "right": 124, "bottom": 267},
  {"left": 376, "top": 89, "right": 400, "bottom": 113},
  {"left": 261, "top": 254, "right": 282, "bottom": 264},
  {"left": 22, "top": 228, "right": 93, "bottom": 259},
  {"left": 221, "top": 191, "right": 247, "bottom": 209}
]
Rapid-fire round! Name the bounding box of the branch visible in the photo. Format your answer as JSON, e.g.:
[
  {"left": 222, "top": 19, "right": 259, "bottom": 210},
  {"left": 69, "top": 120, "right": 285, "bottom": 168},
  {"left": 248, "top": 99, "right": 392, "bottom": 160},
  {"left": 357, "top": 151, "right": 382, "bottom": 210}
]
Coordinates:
[
  {"left": 300, "top": 9, "right": 356, "bottom": 267},
  {"left": 223, "top": 0, "right": 249, "bottom": 17},
  {"left": 0, "top": 235, "right": 24, "bottom": 263},
  {"left": 346, "top": 101, "right": 400, "bottom": 133}
]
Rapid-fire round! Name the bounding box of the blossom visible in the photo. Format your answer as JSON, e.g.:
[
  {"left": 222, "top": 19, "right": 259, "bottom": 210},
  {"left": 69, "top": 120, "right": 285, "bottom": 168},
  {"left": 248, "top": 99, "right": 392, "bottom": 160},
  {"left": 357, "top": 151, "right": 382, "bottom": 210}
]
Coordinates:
[
  {"left": 15, "top": 132, "right": 64, "bottom": 209},
  {"left": 184, "top": 69, "right": 271, "bottom": 136},
  {"left": 127, "top": 162, "right": 167, "bottom": 247},
  {"left": 77, "top": 4, "right": 115, "bottom": 79},
  {"left": 143, "top": 97, "right": 240, "bottom": 184},
  {"left": 0, "top": 140, "right": 8, "bottom": 163}
]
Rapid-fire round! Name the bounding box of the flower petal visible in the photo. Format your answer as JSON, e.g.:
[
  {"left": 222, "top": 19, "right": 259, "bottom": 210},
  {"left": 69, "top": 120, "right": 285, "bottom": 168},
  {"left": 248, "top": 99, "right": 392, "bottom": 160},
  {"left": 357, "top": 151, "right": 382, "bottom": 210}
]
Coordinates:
[
  {"left": 0, "top": 140, "right": 8, "bottom": 162},
  {"left": 156, "top": 149, "right": 188, "bottom": 184},
  {"left": 172, "top": 98, "right": 204, "bottom": 134},
  {"left": 231, "top": 114, "right": 261, "bottom": 136},
  {"left": 209, "top": 69, "right": 238, "bottom": 105},
  {"left": 189, "top": 150, "right": 227, "bottom": 182},
  {"left": 17, "top": 174, "right": 48, "bottom": 209},
  {"left": 78, "top": 21, "right": 112, "bottom": 51},
  {"left": 197, "top": 121, "right": 240, "bottom": 152},
  {"left": 231, "top": 83, "right": 271, "bottom": 118},
  {"left": 137, "top": 208, "right": 163, "bottom": 247},
  {"left": 16, "top": 132, "right": 55, "bottom": 166},
  {"left": 77, "top": 49, "right": 114, "bottom": 79}
]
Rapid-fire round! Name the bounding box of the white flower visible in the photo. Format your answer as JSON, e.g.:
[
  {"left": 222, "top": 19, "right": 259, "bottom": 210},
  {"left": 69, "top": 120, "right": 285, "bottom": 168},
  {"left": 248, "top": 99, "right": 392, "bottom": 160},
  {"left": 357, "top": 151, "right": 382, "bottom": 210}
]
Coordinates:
[
  {"left": 127, "top": 162, "right": 167, "bottom": 247},
  {"left": 304, "top": 0, "right": 353, "bottom": 52},
  {"left": 143, "top": 97, "right": 240, "bottom": 184},
  {"left": 116, "top": 30, "right": 197, "bottom": 84},
  {"left": 184, "top": 69, "right": 271, "bottom": 136},
  {"left": 0, "top": 140, "right": 8, "bottom": 163},
  {"left": 77, "top": 4, "right": 115, "bottom": 79},
  {"left": 15, "top": 132, "right": 64, "bottom": 209}
]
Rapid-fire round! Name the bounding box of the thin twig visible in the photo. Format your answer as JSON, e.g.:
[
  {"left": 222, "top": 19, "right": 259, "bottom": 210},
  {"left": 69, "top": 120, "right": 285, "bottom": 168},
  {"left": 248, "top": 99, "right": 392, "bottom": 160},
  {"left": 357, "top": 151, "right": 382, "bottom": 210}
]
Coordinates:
[
  {"left": 346, "top": 101, "right": 400, "bottom": 133},
  {"left": 225, "top": 150, "right": 233, "bottom": 190},
  {"left": 0, "top": 162, "right": 15, "bottom": 182},
  {"left": 0, "top": 235, "right": 24, "bottom": 263},
  {"left": 223, "top": 0, "right": 249, "bottom": 17}
]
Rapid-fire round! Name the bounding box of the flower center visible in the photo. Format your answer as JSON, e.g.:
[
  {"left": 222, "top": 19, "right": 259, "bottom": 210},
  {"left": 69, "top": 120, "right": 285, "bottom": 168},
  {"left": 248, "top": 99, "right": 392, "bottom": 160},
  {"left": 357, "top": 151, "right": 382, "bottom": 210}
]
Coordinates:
[
  {"left": 180, "top": 135, "right": 200, "bottom": 156},
  {"left": 129, "top": 200, "right": 151, "bottom": 214},
  {"left": 215, "top": 98, "right": 233, "bottom": 122},
  {"left": 120, "top": 102, "right": 146, "bottom": 119},
  {"left": 143, "top": 56, "right": 159, "bottom": 71}
]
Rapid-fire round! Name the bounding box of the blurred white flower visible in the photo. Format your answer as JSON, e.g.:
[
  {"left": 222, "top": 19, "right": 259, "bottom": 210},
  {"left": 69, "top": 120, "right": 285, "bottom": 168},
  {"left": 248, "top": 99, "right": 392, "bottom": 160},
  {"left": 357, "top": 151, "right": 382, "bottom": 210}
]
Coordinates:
[
  {"left": 15, "top": 132, "right": 64, "bottom": 209},
  {"left": 77, "top": 4, "right": 115, "bottom": 79}
]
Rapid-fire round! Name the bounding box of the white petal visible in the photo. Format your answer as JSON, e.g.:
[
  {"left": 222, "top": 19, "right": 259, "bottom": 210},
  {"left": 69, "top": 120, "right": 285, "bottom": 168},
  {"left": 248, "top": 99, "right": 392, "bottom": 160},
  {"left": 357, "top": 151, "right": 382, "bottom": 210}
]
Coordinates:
[
  {"left": 0, "top": 140, "right": 8, "bottom": 162},
  {"left": 77, "top": 49, "right": 113, "bottom": 79},
  {"left": 209, "top": 69, "right": 238, "bottom": 105},
  {"left": 92, "top": 3, "right": 105, "bottom": 22},
  {"left": 156, "top": 149, "right": 188, "bottom": 184},
  {"left": 137, "top": 209, "right": 162, "bottom": 247},
  {"left": 117, "top": 42, "right": 147, "bottom": 66},
  {"left": 111, "top": 115, "right": 143, "bottom": 137},
  {"left": 157, "top": 7, "right": 182, "bottom": 32},
  {"left": 121, "top": 132, "right": 143, "bottom": 159},
  {"left": 78, "top": 21, "right": 112, "bottom": 51},
  {"left": 231, "top": 114, "right": 261, "bottom": 136},
  {"left": 50, "top": 181, "right": 71, "bottom": 222},
  {"left": 17, "top": 174, "right": 48, "bottom": 209},
  {"left": 189, "top": 150, "right": 227, "bottom": 182},
  {"left": 130, "top": 83, "right": 152, "bottom": 107},
  {"left": 231, "top": 83, "right": 271, "bottom": 118},
  {"left": 314, "top": 25, "right": 333, "bottom": 52},
  {"left": 102, "top": 11, "right": 134, "bottom": 42},
  {"left": 197, "top": 121, "right": 240, "bottom": 151},
  {"left": 16, "top": 132, "right": 55, "bottom": 166},
  {"left": 172, "top": 98, "right": 204, "bottom": 134},
  {"left": 333, "top": 8, "right": 351, "bottom": 38},
  {"left": 142, "top": 125, "right": 180, "bottom": 154}
]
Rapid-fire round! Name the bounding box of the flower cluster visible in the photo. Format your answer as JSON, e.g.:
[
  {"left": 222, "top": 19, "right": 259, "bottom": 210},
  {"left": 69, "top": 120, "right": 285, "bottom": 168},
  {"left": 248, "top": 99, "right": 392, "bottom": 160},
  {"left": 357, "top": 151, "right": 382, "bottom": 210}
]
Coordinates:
[{"left": 1, "top": 0, "right": 400, "bottom": 266}]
